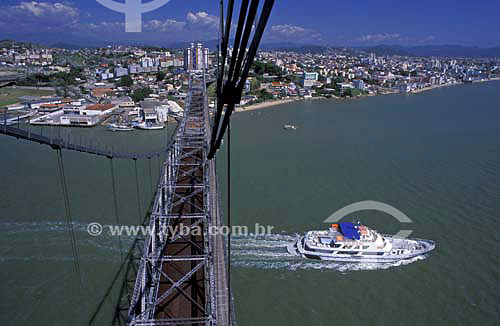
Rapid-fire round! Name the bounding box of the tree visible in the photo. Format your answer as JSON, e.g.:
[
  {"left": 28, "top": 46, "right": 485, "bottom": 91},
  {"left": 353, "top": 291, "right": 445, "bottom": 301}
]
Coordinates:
[
  {"left": 131, "top": 88, "right": 153, "bottom": 102},
  {"left": 252, "top": 61, "right": 283, "bottom": 77},
  {"left": 118, "top": 75, "right": 133, "bottom": 87},
  {"left": 207, "top": 83, "right": 216, "bottom": 98},
  {"left": 346, "top": 88, "right": 363, "bottom": 97},
  {"left": 256, "top": 89, "right": 273, "bottom": 101},
  {"left": 156, "top": 71, "right": 166, "bottom": 82}
]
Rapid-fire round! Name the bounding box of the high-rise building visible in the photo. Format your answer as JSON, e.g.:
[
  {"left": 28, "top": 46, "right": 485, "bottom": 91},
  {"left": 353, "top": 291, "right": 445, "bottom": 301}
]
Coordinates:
[
  {"left": 184, "top": 43, "right": 209, "bottom": 71},
  {"left": 184, "top": 46, "right": 193, "bottom": 71}
]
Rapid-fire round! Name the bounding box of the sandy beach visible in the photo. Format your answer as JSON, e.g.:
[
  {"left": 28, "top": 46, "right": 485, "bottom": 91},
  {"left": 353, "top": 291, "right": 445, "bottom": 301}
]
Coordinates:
[
  {"left": 411, "top": 82, "right": 461, "bottom": 93},
  {"left": 235, "top": 99, "right": 296, "bottom": 112},
  {"left": 235, "top": 97, "right": 328, "bottom": 113}
]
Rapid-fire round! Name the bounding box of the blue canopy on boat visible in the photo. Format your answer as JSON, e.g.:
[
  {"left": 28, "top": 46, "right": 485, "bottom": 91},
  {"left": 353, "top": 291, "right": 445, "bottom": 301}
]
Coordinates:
[{"left": 339, "top": 222, "right": 360, "bottom": 240}]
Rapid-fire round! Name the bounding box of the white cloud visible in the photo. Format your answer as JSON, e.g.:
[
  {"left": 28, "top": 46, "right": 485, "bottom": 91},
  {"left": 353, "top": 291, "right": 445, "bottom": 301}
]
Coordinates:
[
  {"left": 186, "top": 12, "right": 219, "bottom": 30},
  {"left": 353, "top": 33, "right": 437, "bottom": 45},
  {"left": 77, "top": 12, "right": 216, "bottom": 34},
  {"left": 356, "top": 33, "right": 401, "bottom": 42},
  {"left": 0, "top": 1, "right": 79, "bottom": 31},
  {"left": 70, "top": 12, "right": 220, "bottom": 44},
  {"left": 81, "top": 21, "right": 125, "bottom": 31},
  {"left": 16, "top": 1, "right": 79, "bottom": 18},
  {"left": 266, "top": 24, "right": 323, "bottom": 43},
  {"left": 80, "top": 19, "right": 187, "bottom": 33},
  {"left": 0, "top": 3, "right": 216, "bottom": 38},
  {"left": 145, "top": 19, "right": 186, "bottom": 32}
]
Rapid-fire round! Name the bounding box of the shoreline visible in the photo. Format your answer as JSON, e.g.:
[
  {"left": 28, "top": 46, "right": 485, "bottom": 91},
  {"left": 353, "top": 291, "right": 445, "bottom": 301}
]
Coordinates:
[
  {"left": 234, "top": 78, "right": 500, "bottom": 113},
  {"left": 235, "top": 99, "right": 296, "bottom": 112},
  {"left": 235, "top": 97, "right": 325, "bottom": 112},
  {"left": 411, "top": 77, "right": 500, "bottom": 94}
]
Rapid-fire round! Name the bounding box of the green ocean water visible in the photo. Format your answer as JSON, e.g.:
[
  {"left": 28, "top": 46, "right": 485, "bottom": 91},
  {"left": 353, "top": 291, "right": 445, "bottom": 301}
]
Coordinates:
[{"left": 1, "top": 81, "right": 499, "bottom": 325}]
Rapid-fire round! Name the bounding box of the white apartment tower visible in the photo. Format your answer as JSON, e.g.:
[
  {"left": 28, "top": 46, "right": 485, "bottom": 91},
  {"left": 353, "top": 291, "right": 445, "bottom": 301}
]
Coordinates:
[{"left": 184, "top": 43, "right": 209, "bottom": 71}]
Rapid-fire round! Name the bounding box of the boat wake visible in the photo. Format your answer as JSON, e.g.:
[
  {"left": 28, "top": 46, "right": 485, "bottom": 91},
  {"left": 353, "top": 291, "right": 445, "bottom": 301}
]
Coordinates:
[
  {"left": 0, "top": 220, "right": 132, "bottom": 263},
  {"left": 231, "top": 233, "right": 428, "bottom": 272},
  {"left": 0, "top": 222, "right": 428, "bottom": 271}
]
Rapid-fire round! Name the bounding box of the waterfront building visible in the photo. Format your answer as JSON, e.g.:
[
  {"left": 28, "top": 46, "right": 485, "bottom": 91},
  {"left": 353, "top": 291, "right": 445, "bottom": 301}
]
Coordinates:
[
  {"left": 22, "top": 97, "right": 62, "bottom": 110},
  {"left": 353, "top": 79, "right": 365, "bottom": 89},
  {"left": 303, "top": 72, "right": 319, "bottom": 88},
  {"left": 59, "top": 104, "right": 116, "bottom": 126},
  {"left": 337, "top": 82, "right": 354, "bottom": 96}
]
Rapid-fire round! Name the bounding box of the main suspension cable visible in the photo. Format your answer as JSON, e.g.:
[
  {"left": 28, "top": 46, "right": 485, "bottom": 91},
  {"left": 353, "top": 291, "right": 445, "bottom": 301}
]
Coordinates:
[{"left": 209, "top": 0, "right": 275, "bottom": 159}]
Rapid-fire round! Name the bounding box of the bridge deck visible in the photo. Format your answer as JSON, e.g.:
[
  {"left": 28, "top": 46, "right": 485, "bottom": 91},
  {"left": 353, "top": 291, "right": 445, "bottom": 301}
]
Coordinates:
[{"left": 126, "top": 77, "right": 229, "bottom": 326}]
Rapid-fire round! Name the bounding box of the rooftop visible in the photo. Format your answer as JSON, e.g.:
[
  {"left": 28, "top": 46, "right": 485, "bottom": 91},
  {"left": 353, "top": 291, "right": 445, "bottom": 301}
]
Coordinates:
[{"left": 86, "top": 104, "right": 114, "bottom": 111}]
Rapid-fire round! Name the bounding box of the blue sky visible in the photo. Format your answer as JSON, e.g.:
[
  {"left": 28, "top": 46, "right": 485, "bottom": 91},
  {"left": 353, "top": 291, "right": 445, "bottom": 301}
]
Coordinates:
[{"left": 0, "top": 0, "right": 499, "bottom": 47}]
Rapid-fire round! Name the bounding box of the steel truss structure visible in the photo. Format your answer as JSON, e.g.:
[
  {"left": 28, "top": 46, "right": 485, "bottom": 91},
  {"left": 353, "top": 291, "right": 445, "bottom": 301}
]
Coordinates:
[{"left": 125, "top": 74, "right": 229, "bottom": 326}]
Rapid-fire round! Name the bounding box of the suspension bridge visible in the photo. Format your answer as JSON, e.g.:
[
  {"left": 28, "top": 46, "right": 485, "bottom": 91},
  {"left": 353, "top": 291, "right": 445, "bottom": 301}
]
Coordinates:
[{"left": 1, "top": 73, "right": 231, "bottom": 326}]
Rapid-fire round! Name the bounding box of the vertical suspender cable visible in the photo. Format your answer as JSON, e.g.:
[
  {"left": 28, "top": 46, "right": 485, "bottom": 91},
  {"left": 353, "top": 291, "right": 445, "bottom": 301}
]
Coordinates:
[
  {"left": 56, "top": 149, "right": 83, "bottom": 289},
  {"left": 157, "top": 154, "right": 161, "bottom": 179},
  {"left": 227, "top": 122, "right": 232, "bottom": 324},
  {"left": 148, "top": 157, "right": 153, "bottom": 198},
  {"left": 134, "top": 159, "right": 143, "bottom": 224},
  {"left": 109, "top": 158, "right": 123, "bottom": 262}
]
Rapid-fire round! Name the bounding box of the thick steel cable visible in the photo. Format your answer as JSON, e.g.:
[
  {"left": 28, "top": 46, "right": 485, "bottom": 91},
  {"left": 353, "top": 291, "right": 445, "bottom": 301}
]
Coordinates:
[
  {"left": 209, "top": 0, "right": 275, "bottom": 159},
  {"left": 56, "top": 149, "right": 83, "bottom": 288},
  {"left": 231, "top": 0, "right": 260, "bottom": 84},
  {"left": 109, "top": 158, "right": 123, "bottom": 262},
  {"left": 211, "top": 0, "right": 236, "bottom": 151},
  {"left": 211, "top": 0, "right": 260, "bottom": 157},
  {"left": 222, "top": 0, "right": 235, "bottom": 59},
  {"left": 227, "top": 0, "right": 250, "bottom": 81}
]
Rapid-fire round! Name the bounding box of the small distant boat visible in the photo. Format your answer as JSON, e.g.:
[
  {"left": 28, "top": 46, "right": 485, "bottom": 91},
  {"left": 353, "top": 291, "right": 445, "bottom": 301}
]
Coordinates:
[
  {"left": 283, "top": 124, "right": 297, "bottom": 130},
  {"left": 134, "top": 122, "right": 165, "bottom": 130},
  {"left": 107, "top": 123, "right": 133, "bottom": 131}
]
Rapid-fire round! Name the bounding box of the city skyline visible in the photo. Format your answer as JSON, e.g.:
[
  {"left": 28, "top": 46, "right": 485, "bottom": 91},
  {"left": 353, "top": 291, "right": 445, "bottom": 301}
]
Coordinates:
[{"left": 0, "top": 0, "right": 499, "bottom": 47}]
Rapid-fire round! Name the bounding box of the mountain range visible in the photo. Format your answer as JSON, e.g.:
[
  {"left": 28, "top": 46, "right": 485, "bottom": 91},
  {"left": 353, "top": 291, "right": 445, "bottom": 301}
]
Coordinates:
[{"left": 3, "top": 39, "right": 500, "bottom": 58}]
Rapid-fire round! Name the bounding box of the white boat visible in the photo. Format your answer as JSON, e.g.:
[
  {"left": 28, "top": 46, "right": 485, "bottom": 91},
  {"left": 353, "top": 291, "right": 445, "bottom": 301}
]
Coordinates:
[
  {"left": 107, "top": 123, "right": 133, "bottom": 131},
  {"left": 283, "top": 124, "right": 297, "bottom": 130},
  {"left": 288, "top": 222, "right": 435, "bottom": 263},
  {"left": 134, "top": 122, "right": 165, "bottom": 130}
]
